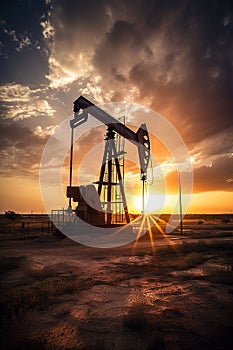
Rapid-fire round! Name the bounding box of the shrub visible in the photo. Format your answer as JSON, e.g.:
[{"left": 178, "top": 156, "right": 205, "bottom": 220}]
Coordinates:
[{"left": 197, "top": 220, "right": 204, "bottom": 224}]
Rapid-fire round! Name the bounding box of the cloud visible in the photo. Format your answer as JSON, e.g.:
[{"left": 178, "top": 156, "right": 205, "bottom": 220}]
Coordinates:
[
  {"left": 16, "top": 35, "right": 31, "bottom": 52},
  {"left": 34, "top": 125, "right": 58, "bottom": 138},
  {"left": 193, "top": 156, "right": 233, "bottom": 192},
  {"left": 40, "top": 18, "right": 55, "bottom": 40},
  {"left": 2, "top": 22, "right": 18, "bottom": 42},
  {"left": 0, "top": 83, "right": 55, "bottom": 120},
  {"left": 43, "top": 0, "right": 114, "bottom": 90},
  {"left": 91, "top": 1, "right": 233, "bottom": 154},
  {"left": 0, "top": 122, "right": 49, "bottom": 177},
  {"left": 189, "top": 127, "right": 233, "bottom": 161},
  {"left": 166, "top": 155, "right": 233, "bottom": 193},
  {"left": 45, "top": 55, "right": 80, "bottom": 89},
  {"left": 1, "top": 20, "right": 32, "bottom": 52},
  {"left": 45, "top": 0, "right": 233, "bottom": 191},
  {"left": 128, "top": 2, "right": 233, "bottom": 147}
]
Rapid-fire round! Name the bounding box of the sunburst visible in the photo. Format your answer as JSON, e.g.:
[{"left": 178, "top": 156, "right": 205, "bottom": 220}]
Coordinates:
[{"left": 131, "top": 213, "right": 178, "bottom": 255}]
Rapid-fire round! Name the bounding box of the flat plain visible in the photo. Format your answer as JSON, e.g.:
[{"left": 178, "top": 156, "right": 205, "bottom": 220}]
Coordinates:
[{"left": 0, "top": 214, "right": 233, "bottom": 350}]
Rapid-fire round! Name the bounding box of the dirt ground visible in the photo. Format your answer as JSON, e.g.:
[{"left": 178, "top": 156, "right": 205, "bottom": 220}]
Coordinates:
[{"left": 0, "top": 219, "right": 233, "bottom": 350}]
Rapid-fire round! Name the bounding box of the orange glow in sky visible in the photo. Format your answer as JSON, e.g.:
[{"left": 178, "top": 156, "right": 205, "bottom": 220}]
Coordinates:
[{"left": 1, "top": 173, "right": 232, "bottom": 214}]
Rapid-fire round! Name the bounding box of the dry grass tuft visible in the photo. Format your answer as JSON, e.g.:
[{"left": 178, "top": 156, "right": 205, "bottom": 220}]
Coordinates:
[
  {"left": 180, "top": 252, "right": 207, "bottom": 270},
  {"left": 27, "top": 266, "right": 57, "bottom": 280},
  {"left": 0, "top": 277, "right": 95, "bottom": 349},
  {"left": 0, "top": 277, "right": 94, "bottom": 322}
]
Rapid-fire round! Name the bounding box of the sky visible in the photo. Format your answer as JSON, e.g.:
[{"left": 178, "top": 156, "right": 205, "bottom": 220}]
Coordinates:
[{"left": 0, "top": 0, "right": 233, "bottom": 214}]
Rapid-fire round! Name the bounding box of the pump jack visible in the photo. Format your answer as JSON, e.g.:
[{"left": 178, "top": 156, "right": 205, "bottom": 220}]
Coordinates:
[{"left": 66, "top": 96, "right": 150, "bottom": 227}]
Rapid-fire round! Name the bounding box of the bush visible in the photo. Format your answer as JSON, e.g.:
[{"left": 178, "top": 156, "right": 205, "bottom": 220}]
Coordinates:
[{"left": 197, "top": 220, "right": 204, "bottom": 225}]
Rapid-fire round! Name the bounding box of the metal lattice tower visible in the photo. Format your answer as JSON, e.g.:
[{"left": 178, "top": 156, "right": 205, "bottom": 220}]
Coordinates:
[
  {"left": 113, "top": 116, "right": 125, "bottom": 223},
  {"left": 99, "top": 116, "right": 126, "bottom": 225}
]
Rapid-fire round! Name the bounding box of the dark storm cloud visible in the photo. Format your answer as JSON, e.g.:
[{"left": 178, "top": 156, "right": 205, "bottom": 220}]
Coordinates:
[
  {"left": 50, "top": 0, "right": 116, "bottom": 59},
  {"left": 91, "top": 0, "right": 233, "bottom": 152},
  {"left": 53, "top": 0, "right": 109, "bottom": 37},
  {"left": 94, "top": 19, "right": 149, "bottom": 83}
]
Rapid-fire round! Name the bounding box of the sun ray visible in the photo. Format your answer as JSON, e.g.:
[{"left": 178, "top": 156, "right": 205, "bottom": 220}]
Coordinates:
[
  {"left": 148, "top": 214, "right": 178, "bottom": 252},
  {"left": 146, "top": 215, "right": 156, "bottom": 255},
  {"left": 131, "top": 214, "right": 147, "bottom": 255}
]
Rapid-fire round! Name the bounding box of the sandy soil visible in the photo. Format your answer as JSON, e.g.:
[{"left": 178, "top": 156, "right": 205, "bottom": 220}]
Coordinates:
[{"left": 0, "top": 227, "right": 233, "bottom": 350}]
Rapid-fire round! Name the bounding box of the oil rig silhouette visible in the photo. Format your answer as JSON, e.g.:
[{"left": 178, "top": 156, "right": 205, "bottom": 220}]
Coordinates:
[{"left": 66, "top": 96, "right": 150, "bottom": 228}]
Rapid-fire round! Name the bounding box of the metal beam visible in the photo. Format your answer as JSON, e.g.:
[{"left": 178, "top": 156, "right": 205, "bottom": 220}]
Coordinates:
[{"left": 73, "top": 96, "right": 139, "bottom": 144}]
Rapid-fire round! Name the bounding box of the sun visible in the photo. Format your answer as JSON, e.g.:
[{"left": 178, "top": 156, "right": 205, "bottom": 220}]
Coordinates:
[
  {"left": 130, "top": 194, "right": 165, "bottom": 213},
  {"left": 130, "top": 195, "right": 143, "bottom": 213}
]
